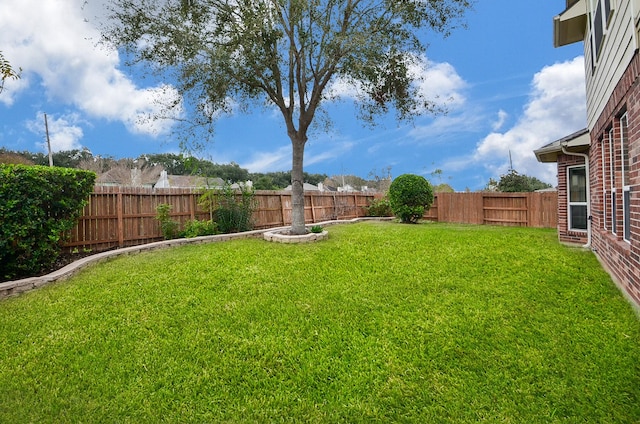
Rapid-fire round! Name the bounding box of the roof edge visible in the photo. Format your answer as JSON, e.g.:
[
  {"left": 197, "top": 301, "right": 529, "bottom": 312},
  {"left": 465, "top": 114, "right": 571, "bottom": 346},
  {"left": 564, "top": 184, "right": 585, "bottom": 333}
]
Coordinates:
[{"left": 534, "top": 128, "right": 590, "bottom": 163}]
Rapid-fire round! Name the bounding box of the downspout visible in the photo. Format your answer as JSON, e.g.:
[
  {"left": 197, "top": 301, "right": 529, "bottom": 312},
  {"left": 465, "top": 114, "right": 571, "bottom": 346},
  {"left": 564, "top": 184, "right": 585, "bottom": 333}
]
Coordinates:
[{"left": 562, "top": 144, "right": 591, "bottom": 248}]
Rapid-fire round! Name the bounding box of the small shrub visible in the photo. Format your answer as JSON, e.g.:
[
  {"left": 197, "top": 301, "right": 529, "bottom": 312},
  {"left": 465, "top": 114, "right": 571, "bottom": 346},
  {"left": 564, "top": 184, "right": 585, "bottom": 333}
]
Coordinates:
[
  {"left": 388, "top": 174, "right": 434, "bottom": 224},
  {"left": 156, "top": 203, "right": 179, "bottom": 240},
  {"left": 180, "top": 219, "right": 217, "bottom": 238},
  {"left": 366, "top": 197, "right": 393, "bottom": 217},
  {"left": 310, "top": 225, "right": 323, "bottom": 233},
  {"left": 199, "top": 183, "right": 256, "bottom": 234}
]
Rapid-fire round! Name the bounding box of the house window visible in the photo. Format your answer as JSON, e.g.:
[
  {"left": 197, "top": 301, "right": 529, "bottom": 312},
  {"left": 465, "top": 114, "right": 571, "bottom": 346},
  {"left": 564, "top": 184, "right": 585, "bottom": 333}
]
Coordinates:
[
  {"left": 604, "top": 0, "right": 612, "bottom": 23},
  {"left": 601, "top": 136, "right": 608, "bottom": 230},
  {"left": 590, "top": 0, "right": 613, "bottom": 63},
  {"left": 609, "top": 126, "right": 617, "bottom": 235},
  {"left": 621, "top": 112, "right": 631, "bottom": 242},
  {"left": 568, "top": 165, "right": 588, "bottom": 231}
]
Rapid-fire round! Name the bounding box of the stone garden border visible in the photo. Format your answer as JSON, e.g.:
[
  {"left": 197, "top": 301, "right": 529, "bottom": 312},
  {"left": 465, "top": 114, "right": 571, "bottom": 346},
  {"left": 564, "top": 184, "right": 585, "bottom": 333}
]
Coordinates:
[
  {"left": 263, "top": 229, "right": 328, "bottom": 243},
  {"left": 0, "top": 217, "right": 393, "bottom": 299}
]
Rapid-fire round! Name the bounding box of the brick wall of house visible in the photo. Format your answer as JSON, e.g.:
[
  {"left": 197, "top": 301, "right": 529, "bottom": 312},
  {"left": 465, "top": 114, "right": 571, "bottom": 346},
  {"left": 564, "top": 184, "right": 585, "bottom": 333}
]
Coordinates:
[
  {"left": 588, "top": 51, "right": 640, "bottom": 306},
  {"left": 556, "top": 154, "right": 588, "bottom": 245}
]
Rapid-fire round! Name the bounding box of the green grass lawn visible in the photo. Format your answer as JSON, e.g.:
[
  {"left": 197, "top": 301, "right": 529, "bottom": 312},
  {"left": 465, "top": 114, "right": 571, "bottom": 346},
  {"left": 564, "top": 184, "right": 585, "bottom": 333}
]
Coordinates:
[{"left": 1, "top": 222, "right": 639, "bottom": 423}]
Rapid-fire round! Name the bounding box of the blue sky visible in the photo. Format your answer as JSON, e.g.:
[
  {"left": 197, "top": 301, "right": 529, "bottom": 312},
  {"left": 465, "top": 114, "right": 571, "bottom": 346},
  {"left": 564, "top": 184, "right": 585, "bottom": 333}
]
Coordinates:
[{"left": 0, "top": 1, "right": 586, "bottom": 190}]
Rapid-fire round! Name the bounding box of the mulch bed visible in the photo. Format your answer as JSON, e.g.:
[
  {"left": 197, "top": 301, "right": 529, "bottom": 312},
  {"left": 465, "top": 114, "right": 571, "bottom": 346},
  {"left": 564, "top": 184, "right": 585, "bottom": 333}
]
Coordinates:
[{"left": 1, "top": 249, "right": 116, "bottom": 283}]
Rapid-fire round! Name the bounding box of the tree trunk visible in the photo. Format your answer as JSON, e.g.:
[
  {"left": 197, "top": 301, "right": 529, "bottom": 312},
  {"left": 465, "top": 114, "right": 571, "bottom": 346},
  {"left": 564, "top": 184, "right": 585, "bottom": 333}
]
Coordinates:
[{"left": 290, "top": 137, "right": 306, "bottom": 235}]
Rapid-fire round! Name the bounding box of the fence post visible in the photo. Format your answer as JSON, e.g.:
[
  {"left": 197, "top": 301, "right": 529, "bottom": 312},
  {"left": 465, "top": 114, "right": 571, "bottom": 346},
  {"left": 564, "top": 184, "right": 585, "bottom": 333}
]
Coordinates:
[
  {"left": 117, "top": 189, "right": 124, "bottom": 247},
  {"left": 279, "top": 194, "right": 286, "bottom": 226},
  {"left": 526, "top": 193, "right": 530, "bottom": 227},
  {"left": 353, "top": 193, "right": 357, "bottom": 218}
]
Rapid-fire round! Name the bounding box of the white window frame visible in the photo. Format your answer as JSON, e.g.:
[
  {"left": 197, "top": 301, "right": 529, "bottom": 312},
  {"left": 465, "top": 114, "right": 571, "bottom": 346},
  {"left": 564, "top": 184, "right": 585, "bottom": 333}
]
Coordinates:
[
  {"left": 609, "top": 126, "right": 617, "bottom": 235},
  {"left": 601, "top": 137, "right": 608, "bottom": 230},
  {"left": 621, "top": 112, "right": 631, "bottom": 243},
  {"left": 590, "top": 0, "right": 614, "bottom": 64},
  {"left": 568, "top": 165, "right": 588, "bottom": 232}
]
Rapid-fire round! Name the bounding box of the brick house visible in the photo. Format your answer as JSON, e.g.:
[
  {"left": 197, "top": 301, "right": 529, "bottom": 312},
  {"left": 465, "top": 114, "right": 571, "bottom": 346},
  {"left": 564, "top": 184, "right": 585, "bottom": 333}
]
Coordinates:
[
  {"left": 535, "top": 128, "right": 590, "bottom": 245},
  {"left": 534, "top": 0, "right": 640, "bottom": 306}
]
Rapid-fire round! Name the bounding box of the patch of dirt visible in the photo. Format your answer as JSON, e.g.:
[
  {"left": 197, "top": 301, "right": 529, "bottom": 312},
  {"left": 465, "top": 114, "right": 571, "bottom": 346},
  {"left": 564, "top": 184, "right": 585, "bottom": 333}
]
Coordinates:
[
  {"left": 1, "top": 249, "right": 115, "bottom": 283},
  {"left": 42, "top": 251, "right": 97, "bottom": 274}
]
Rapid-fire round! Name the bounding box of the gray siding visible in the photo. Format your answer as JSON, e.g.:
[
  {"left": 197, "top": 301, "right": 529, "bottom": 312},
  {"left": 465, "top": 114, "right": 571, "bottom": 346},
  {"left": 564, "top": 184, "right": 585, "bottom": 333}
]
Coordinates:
[{"left": 585, "top": 1, "right": 640, "bottom": 129}]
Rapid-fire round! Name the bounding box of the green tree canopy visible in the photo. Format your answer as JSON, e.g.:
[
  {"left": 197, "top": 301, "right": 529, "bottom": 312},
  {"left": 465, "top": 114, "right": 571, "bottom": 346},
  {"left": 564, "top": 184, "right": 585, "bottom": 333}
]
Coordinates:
[
  {"left": 102, "top": 0, "right": 472, "bottom": 233},
  {"left": 432, "top": 183, "right": 455, "bottom": 193},
  {"left": 143, "top": 153, "right": 250, "bottom": 181},
  {"left": 492, "top": 170, "right": 553, "bottom": 193},
  {"left": 249, "top": 171, "right": 327, "bottom": 189},
  {"left": 0, "top": 51, "right": 19, "bottom": 94}
]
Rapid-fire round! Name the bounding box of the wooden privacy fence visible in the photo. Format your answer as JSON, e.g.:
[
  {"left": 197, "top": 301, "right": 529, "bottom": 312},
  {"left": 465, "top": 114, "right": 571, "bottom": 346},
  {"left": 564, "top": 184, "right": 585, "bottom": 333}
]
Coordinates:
[
  {"left": 63, "top": 187, "right": 558, "bottom": 253},
  {"left": 63, "top": 186, "right": 375, "bottom": 253},
  {"left": 423, "top": 192, "right": 557, "bottom": 228}
]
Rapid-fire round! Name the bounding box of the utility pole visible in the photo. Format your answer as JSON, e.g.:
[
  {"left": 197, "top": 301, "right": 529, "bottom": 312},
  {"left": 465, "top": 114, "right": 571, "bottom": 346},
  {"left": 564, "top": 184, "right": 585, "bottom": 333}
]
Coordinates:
[
  {"left": 508, "top": 150, "right": 513, "bottom": 172},
  {"left": 44, "top": 113, "right": 53, "bottom": 167}
]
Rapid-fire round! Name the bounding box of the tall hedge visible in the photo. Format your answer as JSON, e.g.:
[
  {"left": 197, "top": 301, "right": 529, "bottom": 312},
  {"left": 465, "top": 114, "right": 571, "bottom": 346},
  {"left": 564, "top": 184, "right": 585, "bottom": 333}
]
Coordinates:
[{"left": 0, "top": 165, "right": 96, "bottom": 280}]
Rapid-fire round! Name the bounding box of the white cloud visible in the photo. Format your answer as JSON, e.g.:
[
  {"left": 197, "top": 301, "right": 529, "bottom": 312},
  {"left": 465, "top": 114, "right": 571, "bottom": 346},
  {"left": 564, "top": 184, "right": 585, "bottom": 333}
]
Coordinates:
[
  {"left": 240, "top": 134, "right": 355, "bottom": 173},
  {"left": 471, "top": 56, "right": 587, "bottom": 183},
  {"left": 241, "top": 145, "right": 292, "bottom": 173},
  {"left": 492, "top": 110, "right": 508, "bottom": 131},
  {"left": 26, "top": 112, "right": 85, "bottom": 152},
  {"left": 407, "top": 106, "right": 486, "bottom": 143},
  {"left": 412, "top": 59, "right": 467, "bottom": 109},
  {"left": 0, "top": 0, "right": 183, "bottom": 135},
  {"left": 306, "top": 137, "right": 355, "bottom": 167},
  {"left": 326, "top": 54, "right": 466, "bottom": 113}
]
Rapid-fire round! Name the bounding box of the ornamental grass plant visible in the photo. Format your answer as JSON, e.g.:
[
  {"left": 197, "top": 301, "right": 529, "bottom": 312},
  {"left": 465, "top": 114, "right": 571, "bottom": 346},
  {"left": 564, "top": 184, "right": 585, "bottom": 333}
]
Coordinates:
[{"left": 0, "top": 222, "right": 639, "bottom": 423}]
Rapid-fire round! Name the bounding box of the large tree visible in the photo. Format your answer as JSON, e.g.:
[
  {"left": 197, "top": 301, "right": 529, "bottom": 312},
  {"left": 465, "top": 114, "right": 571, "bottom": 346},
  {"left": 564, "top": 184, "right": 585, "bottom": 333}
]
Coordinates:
[
  {"left": 487, "top": 169, "right": 552, "bottom": 193},
  {"left": 102, "top": 0, "right": 472, "bottom": 234}
]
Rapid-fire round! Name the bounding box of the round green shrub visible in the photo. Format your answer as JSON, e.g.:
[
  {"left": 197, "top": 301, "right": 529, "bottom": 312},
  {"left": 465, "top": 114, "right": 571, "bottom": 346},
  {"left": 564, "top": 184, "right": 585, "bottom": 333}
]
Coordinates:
[{"left": 388, "top": 174, "right": 433, "bottom": 223}]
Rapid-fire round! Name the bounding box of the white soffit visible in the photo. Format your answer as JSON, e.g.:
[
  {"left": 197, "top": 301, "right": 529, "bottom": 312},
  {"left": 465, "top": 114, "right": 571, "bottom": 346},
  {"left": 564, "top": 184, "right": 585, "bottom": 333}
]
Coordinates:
[{"left": 554, "top": 0, "right": 587, "bottom": 47}]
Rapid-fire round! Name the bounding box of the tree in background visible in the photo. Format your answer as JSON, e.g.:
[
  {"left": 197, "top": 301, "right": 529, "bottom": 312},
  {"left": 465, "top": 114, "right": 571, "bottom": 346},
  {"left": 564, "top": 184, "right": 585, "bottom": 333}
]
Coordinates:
[
  {"left": 102, "top": 0, "right": 472, "bottom": 234},
  {"left": 249, "top": 171, "right": 327, "bottom": 190},
  {"left": 0, "top": 148, "right": 97, "bottom": 168},
  {"left": 429, "top": 168, "right": 455, "bottom": 193},
  {"left": 252, "top": 175, "right": 278, "bottom": 190},
  {"left": 0, "top": 51, "right": 19, "bottom": 94},
  {"left": 142, "top": 153, "right": 190, "bottom": 175},
  {"left": 486, "top": 169, "right": 552, "bottom": 192},
  {"left": 0, "top": 149, "right": 35, "bottom": 165},
  {"left": 0, "top": 148, "right": 330, "bottom": 188},
  {"left": 37, "top": 149, "right": 95, "bottom": 169},
  {"left": 368, "top": 166, "right": 393, "bottom": 193},
  {"left": 324, "top": 174, "right": 368, "bottom": 190},
  {"left": 143, "top": 153, "right": 250, "bottom": 181}
]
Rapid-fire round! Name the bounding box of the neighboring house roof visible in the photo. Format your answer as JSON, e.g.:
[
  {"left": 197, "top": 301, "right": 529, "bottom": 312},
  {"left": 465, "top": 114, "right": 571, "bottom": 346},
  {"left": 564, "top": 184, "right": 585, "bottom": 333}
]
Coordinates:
[
  {"left": 155, "top": 170, "right": 224, "bottom": 189},
  {"left": 337, "top": 184, "right": 356, "bottom": 192},
  {"left": 230, "top": 181, "right": 253, "bottom": 190},
  {"left": 534, "top": 128, "right": 590, "bottom": 163},
  {"left": 96, "top": 167, "right": 160, "bottom": 187},
  {"left": 284, "top": 183, "right": 320, "bottom": 191}
]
